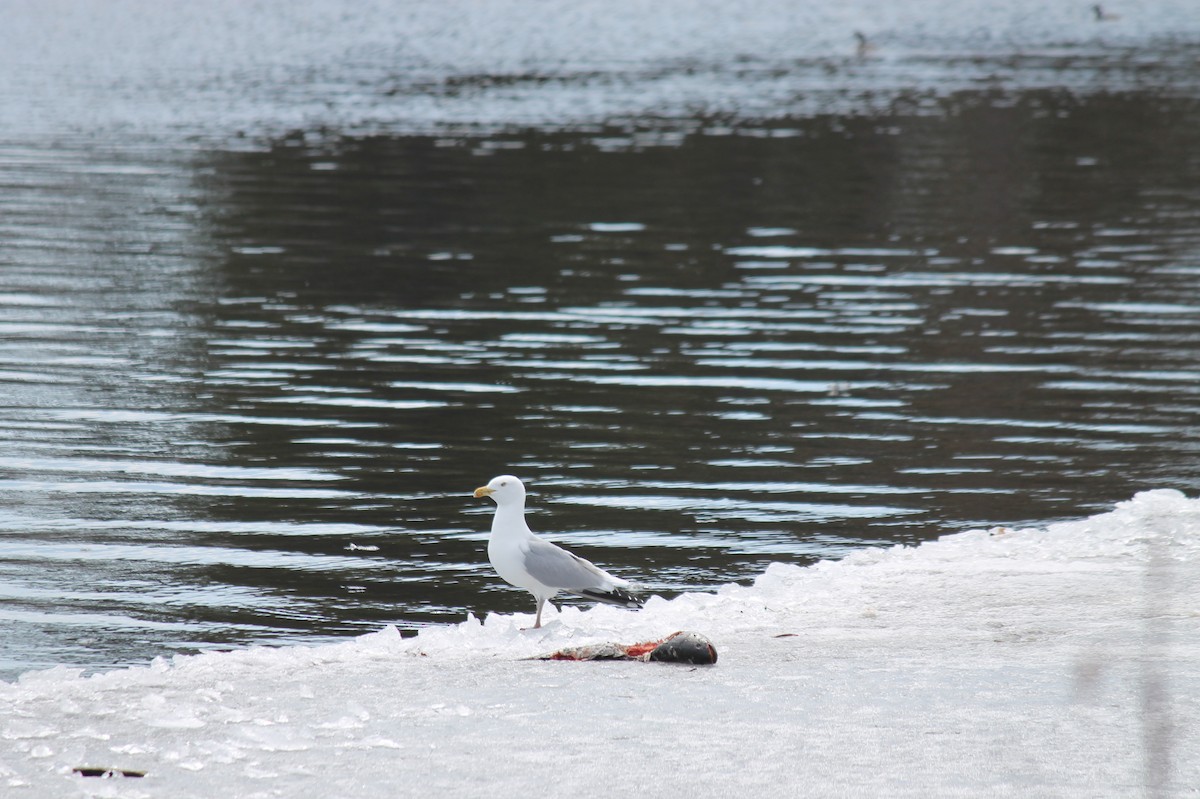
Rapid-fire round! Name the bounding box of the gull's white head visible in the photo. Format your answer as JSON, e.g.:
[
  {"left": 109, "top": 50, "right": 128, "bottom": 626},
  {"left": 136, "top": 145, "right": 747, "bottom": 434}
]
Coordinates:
[{"left": 472, "top": 474, "right": 526, "bottom": 506}]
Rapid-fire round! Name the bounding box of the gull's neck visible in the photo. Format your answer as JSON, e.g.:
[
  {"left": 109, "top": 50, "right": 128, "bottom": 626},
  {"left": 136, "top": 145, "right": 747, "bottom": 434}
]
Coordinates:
[{"left": 490, "top": 501, "right": 531, "bottom": 537}]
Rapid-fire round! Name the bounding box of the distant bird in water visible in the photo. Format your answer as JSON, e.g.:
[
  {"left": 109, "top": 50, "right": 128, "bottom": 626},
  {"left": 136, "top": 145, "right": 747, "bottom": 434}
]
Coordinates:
[
  {"left": 1092, "top": 4, "right": 1119, "bottom": 21},
  {"left": 854, "top": 31, "right": 876, "bottom": 58}
]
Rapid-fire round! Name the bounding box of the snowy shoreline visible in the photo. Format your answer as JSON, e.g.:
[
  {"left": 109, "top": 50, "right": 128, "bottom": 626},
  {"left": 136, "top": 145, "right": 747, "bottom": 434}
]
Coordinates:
[{"left": 2, "top": 490, "right": 1196, "bottom": 797}]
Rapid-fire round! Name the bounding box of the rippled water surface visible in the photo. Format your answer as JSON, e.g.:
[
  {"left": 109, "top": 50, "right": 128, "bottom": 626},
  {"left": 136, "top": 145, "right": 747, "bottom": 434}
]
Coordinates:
[{"left": 3, "top": 3, "right": 1200, "bottom": 677}]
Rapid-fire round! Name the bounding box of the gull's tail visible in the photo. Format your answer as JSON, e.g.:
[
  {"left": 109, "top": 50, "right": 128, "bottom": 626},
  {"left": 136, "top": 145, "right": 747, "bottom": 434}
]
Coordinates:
[{"left": 579, "top": 586, "right": 644, "bottom": 609}]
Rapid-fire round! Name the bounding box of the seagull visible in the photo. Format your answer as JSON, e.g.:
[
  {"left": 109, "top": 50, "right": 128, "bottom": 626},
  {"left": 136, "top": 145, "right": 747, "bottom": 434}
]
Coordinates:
[
  {"left": 473, "top": 475, "right": 643, "bottom": 629},
  {"left": 1092, "top": 4, "right": 1119, "bottom": 20},
  {"left": 854, "top": 31, "right": 876, "bottom": 58}
]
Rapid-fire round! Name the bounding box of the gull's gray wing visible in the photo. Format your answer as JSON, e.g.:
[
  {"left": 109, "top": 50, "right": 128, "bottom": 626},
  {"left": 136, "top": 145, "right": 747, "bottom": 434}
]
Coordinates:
[
  {"left": 523, "top": 537, "right": 614, "bottom": 591},
  {"left": 523, "top": 538, "right": 643, "bottom": 608}
]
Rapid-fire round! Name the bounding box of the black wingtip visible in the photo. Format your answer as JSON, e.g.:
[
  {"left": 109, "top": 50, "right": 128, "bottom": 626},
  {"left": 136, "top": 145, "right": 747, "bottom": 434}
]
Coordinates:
[{"left": 579, "top": 587, "right": 644, "bottom": 609}]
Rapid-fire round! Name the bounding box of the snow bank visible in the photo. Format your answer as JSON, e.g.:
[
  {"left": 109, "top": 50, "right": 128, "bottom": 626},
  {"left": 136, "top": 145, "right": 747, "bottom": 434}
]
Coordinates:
[{"left": 2, "top": 490, "right": 1197, "bottom": 797}]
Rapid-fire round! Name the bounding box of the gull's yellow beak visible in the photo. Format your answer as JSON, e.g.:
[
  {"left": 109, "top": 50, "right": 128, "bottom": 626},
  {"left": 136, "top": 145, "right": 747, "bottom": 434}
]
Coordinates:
[{"left": 473, "top": 486, "right": 494, "bottom": 498}]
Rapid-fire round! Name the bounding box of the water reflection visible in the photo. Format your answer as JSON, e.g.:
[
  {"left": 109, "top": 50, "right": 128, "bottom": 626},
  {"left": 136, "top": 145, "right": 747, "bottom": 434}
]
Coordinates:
[{"left": 3, "top": 90, "right": 1200, "bottom": 675}]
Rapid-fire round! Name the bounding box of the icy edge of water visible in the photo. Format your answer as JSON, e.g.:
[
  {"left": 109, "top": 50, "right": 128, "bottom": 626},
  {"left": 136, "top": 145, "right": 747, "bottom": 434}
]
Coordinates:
[{"left": 8, "top": 488, "right": 1193, "bottom": 691}]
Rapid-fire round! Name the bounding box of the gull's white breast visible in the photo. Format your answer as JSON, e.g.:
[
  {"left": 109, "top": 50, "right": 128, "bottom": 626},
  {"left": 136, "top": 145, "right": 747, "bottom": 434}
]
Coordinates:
[{"left": 488, "top": 536, "right": 552, "bottom": 595}]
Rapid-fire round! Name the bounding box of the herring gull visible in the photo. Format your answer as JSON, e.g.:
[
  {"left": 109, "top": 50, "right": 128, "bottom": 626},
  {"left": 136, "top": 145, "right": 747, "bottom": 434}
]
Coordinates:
[{"left": 473, "top": 475, "right": 643, "bottom": 628}]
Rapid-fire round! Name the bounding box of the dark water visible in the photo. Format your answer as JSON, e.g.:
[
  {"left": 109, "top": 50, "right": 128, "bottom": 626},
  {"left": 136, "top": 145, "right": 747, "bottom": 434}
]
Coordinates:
[{"left": 3, "top": 88, "right": 1200, "bottom": 676}]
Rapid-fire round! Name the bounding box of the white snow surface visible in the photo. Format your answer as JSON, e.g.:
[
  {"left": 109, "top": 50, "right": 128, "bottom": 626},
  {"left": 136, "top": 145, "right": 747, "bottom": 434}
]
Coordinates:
[{"left": 1, "top": 490, "right": 1197, "bottom": 797}]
